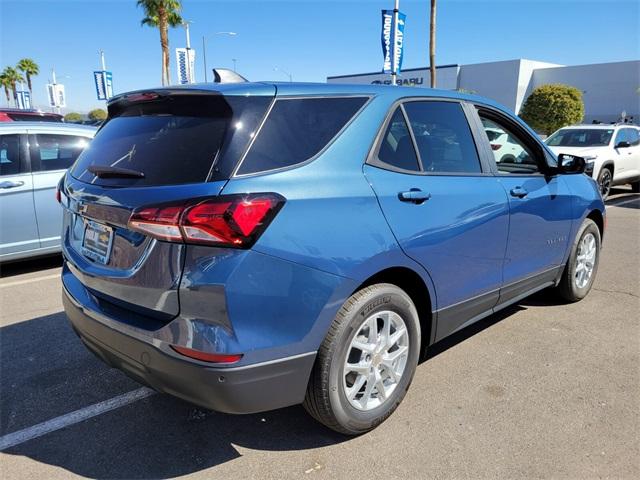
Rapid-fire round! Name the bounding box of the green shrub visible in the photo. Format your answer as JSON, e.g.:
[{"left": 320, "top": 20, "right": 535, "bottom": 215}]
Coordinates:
[
  {"left": 520, "top": 84, "right": 584, "bottom": 135},
  {"left": 64, "top": 112, "right": 83, "bottom": 123},
  {"left": 88, "top": 108, "right": 107, "bottom": 121}
]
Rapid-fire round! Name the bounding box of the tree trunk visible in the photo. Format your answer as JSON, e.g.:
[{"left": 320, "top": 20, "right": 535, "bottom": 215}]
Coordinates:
[
  {"left": 10, "top": 83, "right": 17, "bottom": 107},
  {"left": 3, "top": 86, "right": 9, "bottom": 105},
  {"left": 429, "top": 0, "right": 437, "bottom": 88},
  {"left": 26, "top": 74, "right": 32, "bottom": 94},
  {"left": 158, "top": 7, "right": 170, "bottom": 86}
]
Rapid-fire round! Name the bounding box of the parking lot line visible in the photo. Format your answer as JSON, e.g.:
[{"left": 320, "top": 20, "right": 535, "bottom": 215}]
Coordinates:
[
  {"left": 0, "top": 273, "right": 60, "bottom": 289},
  {"left": 608, "top": 197, "right": 639, "bottom": 208},
  {"left": 0, "top": 387, "right": 155, "bottom": 451}
]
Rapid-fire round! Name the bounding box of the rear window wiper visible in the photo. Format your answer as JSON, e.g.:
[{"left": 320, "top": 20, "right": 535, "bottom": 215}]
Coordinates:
[{"left": 88, "top": 165, "right": 145, "bottom": 179}]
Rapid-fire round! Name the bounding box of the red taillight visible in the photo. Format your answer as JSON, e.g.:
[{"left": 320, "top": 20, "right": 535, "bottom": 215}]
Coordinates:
[
  {"left": 171, "top": 345, "right": 243, "bottom": 364},
  {"left": 55, "top": 187, "right": 61, "bottom": 203},
  {"left": 491, "top": 143, "right": 502, "bottom": 151},
  {"left": 128, "top": 193, "right": 284, "bottom": 248}
]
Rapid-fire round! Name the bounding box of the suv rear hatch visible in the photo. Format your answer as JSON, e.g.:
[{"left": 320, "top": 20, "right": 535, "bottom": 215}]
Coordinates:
[{"left": 61, "top": 86, "right": 275, "bottom": 325}]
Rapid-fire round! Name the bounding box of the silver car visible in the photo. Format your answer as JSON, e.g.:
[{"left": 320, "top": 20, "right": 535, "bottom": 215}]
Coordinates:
[{"left": 0, "top": 122, "right": 96, "bottom": 262}]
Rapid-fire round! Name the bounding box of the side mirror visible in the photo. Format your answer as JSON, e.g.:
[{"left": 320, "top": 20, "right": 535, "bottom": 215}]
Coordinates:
[
  {"left": 615, "top": 141, "right": 631, "bottom": 149},
  {"left": 557, "top": 153, "right": 586, "bottom": 174}
]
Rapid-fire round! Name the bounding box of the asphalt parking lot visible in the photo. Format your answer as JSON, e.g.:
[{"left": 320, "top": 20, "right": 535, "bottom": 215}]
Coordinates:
[{"left": 0, "top": 188, "right": 638, "bottom": 480}]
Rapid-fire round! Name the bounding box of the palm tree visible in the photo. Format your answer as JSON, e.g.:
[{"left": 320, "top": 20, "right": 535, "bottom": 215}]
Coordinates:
[
  {"left": 0, "top": 71, "right": 11, "bottom": 106},
  {"left": 17, "top": 58, "right": 39, "bottom": 95},
  {"left": 429, "top": 0, "right": 436, "bottom": 88},
  {"left": 137, "top": 0, "right": 183, "bottom": 86},
  {"left": 0, "top": 67, "right": 24, "bottom": 106}
]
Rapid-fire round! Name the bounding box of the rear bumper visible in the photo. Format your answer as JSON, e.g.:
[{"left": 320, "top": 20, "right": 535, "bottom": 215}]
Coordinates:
[{"left": 63, "top": 285, "right": 316, "bottom": 414}]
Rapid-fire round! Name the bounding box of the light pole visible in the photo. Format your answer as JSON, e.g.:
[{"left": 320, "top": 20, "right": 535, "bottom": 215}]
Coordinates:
[
  {"left": 232, "top": 58, "right": 237, "bottom": 72},
  {"left": 202, "top": 32, "right": 237, "bottom": 82},
  {"left": 49, "top": 68, "right": 71, "bottom": 114},
  {"left": 273, "top": 66, "right": 293, "bottom": 82},
  {"left": 182, "top": 21, "right": 194, "bottom": 83},
  {"left": 391, "top": 0, "right": 400, "bottom": 86}
]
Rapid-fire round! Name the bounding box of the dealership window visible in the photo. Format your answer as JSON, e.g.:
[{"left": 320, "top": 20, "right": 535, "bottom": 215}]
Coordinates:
[
  {"left": 403, "top": 101, "right": 482, "bottom": 173},
  {"left": 479, "top": 115, "right": 540, "bottom": 174}
]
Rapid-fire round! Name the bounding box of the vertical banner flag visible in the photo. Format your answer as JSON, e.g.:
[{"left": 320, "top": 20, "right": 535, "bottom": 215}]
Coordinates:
[
  {"left": 16, "top": 91, "right": 32, "bottom": 110},
  {"left": 381, "top": 9, "right": 407, "bottom": 75},
  {"left": 94, "top": 71, "right": 114, "bottom": 100},
  {"left": 176, "top": 48, "right": 196, "bottom": 84},
  {"left": 47, "top": 83, "right": 56, "bottom": 107},
  {"left": 47, "top": 84, "right": 66, "bottom": 108}
]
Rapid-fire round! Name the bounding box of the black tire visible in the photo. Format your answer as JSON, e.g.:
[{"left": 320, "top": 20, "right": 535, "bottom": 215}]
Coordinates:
[
  {"left": 303, "top": 283, "right": 421, "bottom": 435},
  {"left": 597, "top": 167, "right": 613, "bottom": 200},
  {"left": 631, "top": 182, "right": 640, "bottom": 193},
  {"left": 555, "top": 218, "right": 601, "bottom": 302}
]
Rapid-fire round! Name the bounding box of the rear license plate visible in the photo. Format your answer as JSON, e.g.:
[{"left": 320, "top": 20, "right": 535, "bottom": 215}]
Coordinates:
[{"left": 81, "top": 220, "right": 114, "bottom": 265}]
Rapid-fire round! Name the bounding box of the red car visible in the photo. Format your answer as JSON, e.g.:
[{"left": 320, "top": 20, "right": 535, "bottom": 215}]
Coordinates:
[{"left": 0, "top": 108, "right": 63, "bottom": 122}]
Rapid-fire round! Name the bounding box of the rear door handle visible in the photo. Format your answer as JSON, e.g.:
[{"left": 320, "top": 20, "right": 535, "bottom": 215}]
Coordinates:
[
  {"left": 0, "top": 180, "right": 25, "bottom": 189},
  {"left": 399, "top": 189, "right": 431, "bottom": 204},
  {"left": 510, "top": 186, "right": 528, "bottom": 198}
]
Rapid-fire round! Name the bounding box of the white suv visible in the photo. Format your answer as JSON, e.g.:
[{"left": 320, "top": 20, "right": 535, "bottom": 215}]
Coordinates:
[{"left": 546, "top": 124, "right": 640, "bottom": 199}]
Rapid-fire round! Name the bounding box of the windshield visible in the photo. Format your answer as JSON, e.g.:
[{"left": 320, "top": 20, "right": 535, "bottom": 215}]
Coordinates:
[
  {"left": 546, "top": 128, "right": 613, "bottom": 147},
  {"left": 70, "top": 93, "right": 271, "bottom": 186}
]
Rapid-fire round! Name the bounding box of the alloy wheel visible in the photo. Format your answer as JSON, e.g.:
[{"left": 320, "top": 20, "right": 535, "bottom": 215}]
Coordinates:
[
  {"left": 342, "top": 310, "right": 410, "bottom": 411},
  {"left": 575, "top": 232, "right": 597, "bottom": 289}
]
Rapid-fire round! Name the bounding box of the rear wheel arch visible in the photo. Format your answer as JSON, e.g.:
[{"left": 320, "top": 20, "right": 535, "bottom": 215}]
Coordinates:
[{"left": 353, "top": 266, "right": 434, "bottom": 358}]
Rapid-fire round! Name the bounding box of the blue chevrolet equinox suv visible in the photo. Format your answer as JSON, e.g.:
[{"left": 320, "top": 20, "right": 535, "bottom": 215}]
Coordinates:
[{"left": 60, "top": 82, "right": 605, "bottom": 434}]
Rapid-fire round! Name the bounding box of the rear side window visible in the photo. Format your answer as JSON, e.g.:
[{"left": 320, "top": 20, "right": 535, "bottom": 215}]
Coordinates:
[
  {"left": 403, "top": 101, "right": 481, "bottom": 174},
  {"left": 30, "top": 134, "right": 90, "bottom": 172},
  {"left": 0, "top": 134, "right": 21, "bottom": 176},
  {"left": 377, "top": 108, "right": 420, "bottom": 172},
  {"left": 70, "top": 94, "right": 271, "bottom": 187},
  {"left": 236, "top": 97, "right": 367, "bottom": 175}
]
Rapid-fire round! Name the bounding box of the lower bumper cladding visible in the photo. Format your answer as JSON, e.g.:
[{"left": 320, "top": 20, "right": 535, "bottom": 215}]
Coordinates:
[{"left": 63, "top": 286, "right": 316, "bottom": 414}]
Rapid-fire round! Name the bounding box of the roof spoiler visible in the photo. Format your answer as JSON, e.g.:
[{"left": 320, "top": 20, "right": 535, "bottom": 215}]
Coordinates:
[{"left": 212, "top": 68, "right": 248, "bottom": 84}]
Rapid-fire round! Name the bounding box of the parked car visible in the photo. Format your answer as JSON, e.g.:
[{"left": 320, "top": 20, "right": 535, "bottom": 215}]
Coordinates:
[
  {"left": 546, "top": 124, "right": 640, "bottom": 198},
  {"left": 0, "top": 108, "right": 63, "bottom": 123},
  {"left": 0, "top": 122, "right": 96, "bottom": 262},
  {"left": 483, "top": 124, "right": 528, "bottom": 163},
  {"left": 60, "top": 83, "right": 604, "bottom": 435}
]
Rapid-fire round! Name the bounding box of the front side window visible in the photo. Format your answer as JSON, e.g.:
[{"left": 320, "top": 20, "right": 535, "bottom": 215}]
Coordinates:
[
  {"left": 626, "top": 128, "right": 640, "bottom": 146},
  {"left": 30, "top": 134, "right": 90, "bottom": 172},
  {"left": 0, "top": 134, "right": 21, "bottom": 176},
  {"left": 376, "top": 107, "right": 420, "bottom": 172},
  {"left": 480, "top": 116, "right": 540, "bottom": 174},
  {"left": 237, "top": 96, "right": 368, "bottom": 175},
  {"left": 546, "top": 128, "right": 614, "bottom": 147},
  {"left": 404, "top": 101, "right": 481, "bottom": 173},
  {"left": 616, "top": 128, "right": 640, "bottom": 147}
]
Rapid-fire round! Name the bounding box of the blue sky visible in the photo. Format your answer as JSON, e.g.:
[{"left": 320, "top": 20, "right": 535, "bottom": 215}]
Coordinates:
[{"left": 1, "top": 0, "right": 638, "bottom": 112}]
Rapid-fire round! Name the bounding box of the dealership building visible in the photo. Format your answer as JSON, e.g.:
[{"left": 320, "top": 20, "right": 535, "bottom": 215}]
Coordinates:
[{"left": 327, "top": 59, "right": 640, "bottom": 124}]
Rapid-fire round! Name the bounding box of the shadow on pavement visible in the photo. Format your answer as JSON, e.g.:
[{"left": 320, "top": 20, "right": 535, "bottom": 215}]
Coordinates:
[
  {"left": 0, "top": 311, "right": 345, "bottom": 478},
  {"left": 0, "top": 255, "right": 62, "bottom": 278},
  {"left": 1, "top": 288, "right": 567, "bottom": 478}
]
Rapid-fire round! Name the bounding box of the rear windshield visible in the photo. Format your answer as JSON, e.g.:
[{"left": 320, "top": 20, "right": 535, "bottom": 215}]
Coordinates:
[
  {"left": 236, "top": 96, "right": 368, "bottom": 175},
  {"left": 546, "top": 128, "right": 614, "bottom": 147},
  {"left": 70, "top": 93, "right": 271, "bottom": 187}
]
